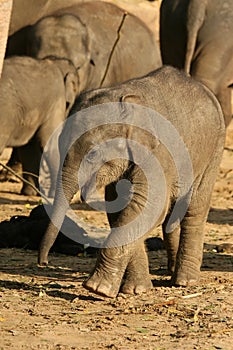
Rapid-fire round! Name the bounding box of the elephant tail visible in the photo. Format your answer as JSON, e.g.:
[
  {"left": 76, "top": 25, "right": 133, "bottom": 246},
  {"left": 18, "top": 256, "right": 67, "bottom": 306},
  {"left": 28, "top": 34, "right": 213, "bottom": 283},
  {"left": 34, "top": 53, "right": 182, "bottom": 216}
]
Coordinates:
[{"left": 184, "top": 0, "right": 207, "bottom": 74}]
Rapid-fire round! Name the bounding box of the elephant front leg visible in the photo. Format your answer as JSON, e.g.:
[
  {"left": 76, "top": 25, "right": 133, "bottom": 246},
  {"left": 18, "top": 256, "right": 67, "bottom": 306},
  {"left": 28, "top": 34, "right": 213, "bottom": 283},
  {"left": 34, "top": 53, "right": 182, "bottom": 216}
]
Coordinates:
[
  {"left": 83, "top": 182, "right": 131, "bottom": 297},
  {"left": 83, "top": 244, "right": 134, "bottom": 298},
  {"left": 121, "top": 240, "right": 152, "bottom": 295},
  {"left": 83, "top": 240, "right": 152, "bottom": 298},
  {"left": 83, "top": 171, "right": 152, "bottom": 297}
]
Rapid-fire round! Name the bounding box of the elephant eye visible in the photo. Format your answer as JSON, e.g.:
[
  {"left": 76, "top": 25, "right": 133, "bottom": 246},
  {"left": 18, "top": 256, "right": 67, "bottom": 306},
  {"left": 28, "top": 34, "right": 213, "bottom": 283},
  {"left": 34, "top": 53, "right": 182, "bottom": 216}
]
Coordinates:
[{"left": 86, "top": 149, "right": 98, "bottom": 163}]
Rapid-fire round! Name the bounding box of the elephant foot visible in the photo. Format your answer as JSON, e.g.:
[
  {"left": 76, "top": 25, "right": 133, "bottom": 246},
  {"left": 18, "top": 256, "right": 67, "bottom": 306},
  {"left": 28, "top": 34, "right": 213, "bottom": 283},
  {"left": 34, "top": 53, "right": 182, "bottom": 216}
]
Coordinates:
[
  {"left": 121, "top": 274, "right": 152, "bottom": 295},
  {"left": 21, "top": 184, "right": 38, "bottom": 196},
  {"left": 167, "top": 259, "right": 176, "bottom": 276},
  {"left": 171, "top": 269, "right": 200, "bottom": 286},
  {"left": 83, "top": 247, "right": 131, "bottom": 298},
  {"left": 121, "top": 245, "right": 152, "bottom": 295},
  {"left": 83, "top": 269, "right": 124, "bottom": 298}
]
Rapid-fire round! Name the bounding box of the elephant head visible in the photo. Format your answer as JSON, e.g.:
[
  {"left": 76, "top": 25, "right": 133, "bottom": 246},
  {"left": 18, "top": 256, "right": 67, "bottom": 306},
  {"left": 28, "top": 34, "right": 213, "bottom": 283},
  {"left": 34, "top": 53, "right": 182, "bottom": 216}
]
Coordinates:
[
  {"left": 38, "top": 97, "right": 136, "bottom": 265},
  {"left": 28, "top": 14, "right": 91, "bottom": 93}
]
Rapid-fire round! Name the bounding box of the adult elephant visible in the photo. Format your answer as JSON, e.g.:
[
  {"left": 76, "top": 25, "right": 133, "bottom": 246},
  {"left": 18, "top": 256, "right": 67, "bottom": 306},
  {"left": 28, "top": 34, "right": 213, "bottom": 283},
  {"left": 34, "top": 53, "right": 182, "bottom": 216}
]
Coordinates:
[
  {"left": 8, "top": 1, "right": 161, "bottom": 92},
  {"left": 160, "top": 0, "right": 233, "bottom": 126},
  {"left": 38, "top": 66, "right": 225, "bottom": 297},
  {"left": 0, "top": 56, "right": 78, "bottom": 196},
  {"left": 8, "top": 0, "right": 158, "bottom": 37},
  {"left": 9, "top": 0, "right": 84, "bottom": 36}
]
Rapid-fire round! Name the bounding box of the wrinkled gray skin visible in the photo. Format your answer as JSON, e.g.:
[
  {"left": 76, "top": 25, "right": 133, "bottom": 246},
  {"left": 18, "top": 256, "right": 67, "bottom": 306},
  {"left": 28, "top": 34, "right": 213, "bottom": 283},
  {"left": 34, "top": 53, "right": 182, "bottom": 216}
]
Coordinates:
[
  {"left": 38, "top": 66, "right": 225, "bottom": 298},
  {"left": 0, "top": 56, "right": 78, "bottom": 196},
  {"left": 160, "top": 0, "right": 233, "bottom": 126}
]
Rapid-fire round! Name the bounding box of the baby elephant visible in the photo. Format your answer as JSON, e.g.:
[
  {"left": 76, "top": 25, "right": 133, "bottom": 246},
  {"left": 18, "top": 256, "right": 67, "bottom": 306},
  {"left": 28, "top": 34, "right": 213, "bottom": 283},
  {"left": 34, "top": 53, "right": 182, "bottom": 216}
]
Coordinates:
[
  {"left": 0, "top": 56, "right": 78, "bottom": 195},
  {"left": 38, "top": 66, "right": 225, "bottom": 297}
]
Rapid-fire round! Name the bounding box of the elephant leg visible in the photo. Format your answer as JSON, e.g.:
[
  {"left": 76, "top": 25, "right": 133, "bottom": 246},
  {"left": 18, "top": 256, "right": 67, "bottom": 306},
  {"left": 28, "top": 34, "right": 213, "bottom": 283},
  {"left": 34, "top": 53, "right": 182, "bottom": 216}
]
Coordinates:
[
  {"left": 106, "top": 182, "right": 152, "bottom": 295},
  {"left": 41, "top": 129, "right": 61, "bottom": 198},
  {"left": 191, "top": 49, "right": 233, "bottom": 126},
  {"left": 6, "top": 148, "right": 22, "bottom": 172},
  {"left": 83, "top": 244, "right": 137, "bottom": 298},
  {"left": 19, "top": 138, "right": 41, "bottom": 196},
  {"left": 83, "top": 181, "right": 152, "bottom": 297},
  {"left": 121, "top": 240, "right": 152, "bottom": 295},
  {"left": 216, "top": 87, "right": 232, "bottom": 127},
  {"left": 172, "top": 216, "right": 205, "bottom": 286},
  {"left": 37, "top": 111, "right": 65, "bottom": 198},
  {"left": 83, "top": 182, "right": 135, "bottom": 298},
  {"left": 0, "top": 148, "right": 22, "bottom": 182},
  {"left": 162, "top": 224, "right": 180, "bottom": 274},
  {"left": 172, "top": 160, "right": 222, "bottom": 286}
]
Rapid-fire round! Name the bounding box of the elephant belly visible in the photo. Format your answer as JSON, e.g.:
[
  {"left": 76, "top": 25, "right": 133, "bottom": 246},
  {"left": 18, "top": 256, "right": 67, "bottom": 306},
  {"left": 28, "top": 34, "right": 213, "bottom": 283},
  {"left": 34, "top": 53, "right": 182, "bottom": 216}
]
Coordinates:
[{"left": 8, "top": 113, "right": 41, "bottom": 147}]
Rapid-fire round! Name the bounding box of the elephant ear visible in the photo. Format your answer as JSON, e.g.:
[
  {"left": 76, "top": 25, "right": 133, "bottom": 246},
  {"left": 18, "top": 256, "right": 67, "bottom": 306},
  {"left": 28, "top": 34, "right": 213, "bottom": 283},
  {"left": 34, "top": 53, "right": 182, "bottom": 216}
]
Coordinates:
[
  {"left": 119, "top": 94, "right": 155, "bottom": 151},
  {"left": 119, "top": 94, "right": 143, "bottom": 140},
  {"left": 64, "top": 72, "right": 79, "bottom": 114},
  {"left": 120, "top": 94, "right": 142, "bottom": 105},
  {"left": 119, "top": 93, "right": 142, "bottom": 121}
]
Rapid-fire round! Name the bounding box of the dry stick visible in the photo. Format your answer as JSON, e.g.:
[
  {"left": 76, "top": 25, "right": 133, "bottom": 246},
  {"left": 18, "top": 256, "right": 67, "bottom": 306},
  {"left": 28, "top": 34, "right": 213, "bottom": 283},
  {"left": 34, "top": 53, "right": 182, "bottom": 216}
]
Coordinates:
[
  {"left": 99, "top": 12, "right": 128, "bottom": 88},
  {"left": 224, "top": 146, "right": 233, "bottom": 152},
  {"left": 20, "top": 171, "right": 39, "bottom": 179},
  {"left": 0, "top": 160, "right": 50, "bottom": 204},
  {"left": 181, "top": 292, "right": 202, "bottom": 299}
]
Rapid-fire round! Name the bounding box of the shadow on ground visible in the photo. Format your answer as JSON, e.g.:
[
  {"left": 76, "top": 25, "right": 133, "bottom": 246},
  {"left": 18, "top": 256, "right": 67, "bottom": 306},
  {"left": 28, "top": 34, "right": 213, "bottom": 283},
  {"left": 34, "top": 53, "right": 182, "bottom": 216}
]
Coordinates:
[{"left": 208, "top": 207, "right": 233, "bottom": 226}]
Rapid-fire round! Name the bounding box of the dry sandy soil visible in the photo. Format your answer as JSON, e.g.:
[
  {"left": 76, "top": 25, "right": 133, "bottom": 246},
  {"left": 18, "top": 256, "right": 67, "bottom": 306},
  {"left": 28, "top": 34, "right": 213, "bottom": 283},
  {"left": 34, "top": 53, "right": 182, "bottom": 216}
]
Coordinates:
[{"left": 0, "top": 116, "right": 232, "bottom": 349}]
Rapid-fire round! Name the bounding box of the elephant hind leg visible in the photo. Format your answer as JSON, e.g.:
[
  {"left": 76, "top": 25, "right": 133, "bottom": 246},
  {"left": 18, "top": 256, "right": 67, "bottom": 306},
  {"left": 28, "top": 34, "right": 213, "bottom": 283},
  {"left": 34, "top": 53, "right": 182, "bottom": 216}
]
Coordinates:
[
  {"left": 172, "top": 155, "right": 223, "bottom": 287},
  {"left": 162, "top": 224, "right": 180, "bottom": 275}
]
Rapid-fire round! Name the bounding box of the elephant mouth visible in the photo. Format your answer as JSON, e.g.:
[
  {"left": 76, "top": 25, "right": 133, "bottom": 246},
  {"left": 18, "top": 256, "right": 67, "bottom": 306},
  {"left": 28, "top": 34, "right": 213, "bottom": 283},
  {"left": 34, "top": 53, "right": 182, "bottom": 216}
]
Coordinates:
[
  {"left": 80, "top": 183, "right": 107, "bottom": 212},
  {"left": 80, "top": 179, "right": 98, "bottom": 204},
  {"left": 80, "top": 186, "right": 90, "bottom": 203}
]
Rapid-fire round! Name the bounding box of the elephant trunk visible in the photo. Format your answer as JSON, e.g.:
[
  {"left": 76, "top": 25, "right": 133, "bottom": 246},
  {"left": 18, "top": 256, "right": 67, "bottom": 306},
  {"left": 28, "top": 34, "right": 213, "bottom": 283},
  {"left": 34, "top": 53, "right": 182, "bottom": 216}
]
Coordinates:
[{"left": 38, "top": 165, "right": 79, "bottom": 265}]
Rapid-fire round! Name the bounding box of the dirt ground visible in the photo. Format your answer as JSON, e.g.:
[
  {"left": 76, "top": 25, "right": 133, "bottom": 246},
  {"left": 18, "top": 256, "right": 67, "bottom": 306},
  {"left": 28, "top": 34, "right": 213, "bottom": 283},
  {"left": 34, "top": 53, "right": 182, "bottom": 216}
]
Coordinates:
[{"left": 0, "top": 119, "right": 232, "bottom": 350}]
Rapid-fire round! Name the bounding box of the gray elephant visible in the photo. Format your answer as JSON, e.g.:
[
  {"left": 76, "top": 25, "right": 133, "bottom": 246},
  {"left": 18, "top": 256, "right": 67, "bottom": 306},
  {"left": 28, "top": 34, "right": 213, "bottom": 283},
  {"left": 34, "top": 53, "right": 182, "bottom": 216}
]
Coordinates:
[
  {"left": 8, "top": 0, "right": 82, "bottom": 35},
  {"left": 160, "top": 0, "right": 233, "bottom": 126},
  {"left": 38, "top": 66, "right": 225, "bottom": 297},
  {"left": 7, "top": 1, "right": 161, "bottom": 92},
  {"left": 8, "top": 0, "right": 157, "bottom": 37},
  {"left": 0, "top": 56, "right": 78, "bottom": 196}
]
